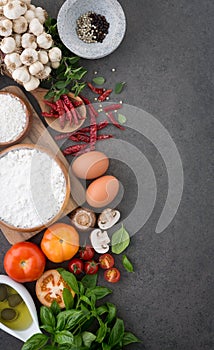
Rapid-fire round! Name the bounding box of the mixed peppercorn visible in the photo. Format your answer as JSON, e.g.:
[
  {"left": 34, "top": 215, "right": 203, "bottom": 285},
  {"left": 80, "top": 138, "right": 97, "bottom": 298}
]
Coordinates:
[{"left": 76, "top": 12, "right": 110, "bottom": 43}]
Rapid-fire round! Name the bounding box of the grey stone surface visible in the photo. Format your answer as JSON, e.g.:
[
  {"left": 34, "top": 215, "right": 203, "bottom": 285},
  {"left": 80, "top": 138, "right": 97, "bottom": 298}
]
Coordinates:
[{"left": 0, "top": 1, "right": 213, "bottom": 349}]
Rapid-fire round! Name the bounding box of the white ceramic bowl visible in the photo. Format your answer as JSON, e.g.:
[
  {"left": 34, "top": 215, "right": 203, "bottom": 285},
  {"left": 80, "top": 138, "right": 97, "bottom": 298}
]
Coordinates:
[
  {"left": 57, "top": 0, "right": 126, "bottom": 59},
  {"left": 0, "top": 275, "right": 41, "bottom": 342}
]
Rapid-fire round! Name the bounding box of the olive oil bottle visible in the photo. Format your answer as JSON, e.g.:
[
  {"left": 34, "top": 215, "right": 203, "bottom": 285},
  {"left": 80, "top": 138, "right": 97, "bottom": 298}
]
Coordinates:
[{"left": 0, "top": 284, "right": 32, "bottom": 331}]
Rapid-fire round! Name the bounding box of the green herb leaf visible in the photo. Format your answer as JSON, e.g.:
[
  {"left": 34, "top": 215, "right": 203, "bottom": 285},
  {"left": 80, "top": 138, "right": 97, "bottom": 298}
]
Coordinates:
[
  {"left": 108, "top": 318, "right": 124, "bottom": 346},
  {"left": 122, "top": 255, "right": 134, "bottom": 272},
  {"left": 40, "top": 306, "right": 55, "bottom": 329},
  {"left": 117, "top": 113, "right": 126, "bottom": 125},
  {"left": 96, "top": 305, "right": 108, "bottom": 316},
  {"left": 115, "top": 82, "right": 126, "bottom": 94},
  {"left": 40, "top": 325, "right": 55, "bottom": 334},
  {"left": 50, "top": 300, "right": 61, "bottom": 316},
  {"left": 21, "top": 333, "right": 49, "bottom": 350},
  {"left": 111, "top": 224, "right": 130, "bottom": 254},
  {"left": 55, "top": 80, "right": 68, "bottom": 89},
  {"left": 92, "top": 76, "right": 105, "bottom": 85},
  {"left": 63, "top": 288, "right": 74, "bottom": 310},
  {"left": 87, "top": 287, "right": 112, "bottom": 300},
  {"left": 81, "top": 274, "right": 98, "bottom": 289},
  {"left": 106, "top": 302, "right": 117, "bottom": 324},
  {"left": 58, "top": 269, "right": 79, "bottom": 294},
  {"left": 122, "top": 331, "right": 141, "bottom": 346},
  {"left": 42, "top": 346, "right": 57, "bottom": 350},
  {"left": 96, "top": 321, "right": 108, "bottom": 343},
  {"left": 55, "top": 330, "right": 74, "bottom": 345},
  {"left": 102, "top": 343, "right": 111, "bottom": 350},
  {"left": 56, "top": 310, "right": 86, "bottom": 331},
  {"left": 80, "top": 295, "right": 92, "bottom": 307},
  {"left": 82, "top": 331, "right": 96, "bottom": 347}
]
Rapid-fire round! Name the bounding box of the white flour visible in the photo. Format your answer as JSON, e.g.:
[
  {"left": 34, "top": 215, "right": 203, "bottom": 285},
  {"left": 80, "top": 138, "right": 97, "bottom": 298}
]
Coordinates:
[
  {"left": 0, "top": 148, "right": 66, "bottom": 228},
  {"left": 0, "top": 94, "right": 27, "bottom": 142}
]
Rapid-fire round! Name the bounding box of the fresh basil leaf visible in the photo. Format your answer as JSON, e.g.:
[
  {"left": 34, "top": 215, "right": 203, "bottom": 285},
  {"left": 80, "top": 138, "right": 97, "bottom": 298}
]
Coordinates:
[
  {"left": 88, "top": 287, "right": 112, "bottom": 300},
  {"left": 117, "top": 113, "right": 126, "bottom": 125},
  {"left": 40, "top": 306, "right": 55, "bottom": 329},
  {"left": 108, "top": 318, "right": 124, "bottom": 347},
  {"left": 21, "top": 334, "right": 49, "bottom": 350},
  {"left": 55, "top": 330, "right": 74, "bottom": 345},
  {"left": 81, "top": 274, "right": 97, "bottom": 289},
  {"left": 96, "top": 305, "right": 108, "bottom": 316},
  {"left": 42, "top": 346, "right": 57, "bottom": 350},
  {"left": 96, "top": 321, "right": 107, "bottom": 343},
  {"left": 55, "top": 81, "right": 67, "bottom": 89},
  {"left": 63, "top": 288, "right": 74, "bottom": 310},
  {"left": 50, "top": 301, "right": 61, "bottom": 316},
  {"left": 80, "top": 295, "right": 92, "bottom": 307},
  {"left": 82, "top": 331, "right": 96, "bottom": 347},
  {"left": 58, "top": 269, "right": 79, "bottom": 294},
  {"left": 40, "top": 325, "right": 55, "bottom": 334},
  {"left": 78, "top": 281, "right": 85, "bottom": 295},
  {"left": 102, "top": 343, "right": 111, "bottom": 350},
  {"left": 111, "top": 225, "right": 130, "bottom": 254},
  {"left": 92, "top": 76, "right": 105, "bottom": 85},
  {"left": 114, "top": 82, "right": 125, "bottom": 94},
  {"left": 73, "top": 334, "right": 82, "bottom": 347},
  {"left": 57, "top": 310, "right": 86, "bottom": 331},
  {"left": 68, "top": 56, "right": 80, "bottom": 64},
  {"left": 106, "top": 303, "right": 117, "bottom": 324},
  {"left": 122, "top": 332, "right": 141, "bottom": 346},
  {"left": 44, "top": 90, "right": 55, "bottom": 100},
  {"left": 122, "top": 255, "right": 134, "bottom": 272}
]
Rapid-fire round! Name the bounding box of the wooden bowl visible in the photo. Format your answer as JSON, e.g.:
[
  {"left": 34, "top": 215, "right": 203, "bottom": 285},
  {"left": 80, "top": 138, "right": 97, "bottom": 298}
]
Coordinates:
[
  {"left": 0, "top": 91, "right": 31, "bottom": 148},
  {"left": 0, "top": 144, "right": 71, "bottom": 232}
]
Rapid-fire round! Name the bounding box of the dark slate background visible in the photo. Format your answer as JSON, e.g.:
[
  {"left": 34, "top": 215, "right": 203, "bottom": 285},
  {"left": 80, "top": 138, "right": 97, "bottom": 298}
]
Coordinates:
[{"left": 0, "top": 1, "right": 213, "bottom": 349}]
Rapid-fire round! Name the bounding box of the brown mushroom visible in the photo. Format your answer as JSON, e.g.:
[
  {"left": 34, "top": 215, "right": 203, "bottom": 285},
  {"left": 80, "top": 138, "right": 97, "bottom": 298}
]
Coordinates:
[{"left": 69, "top": 207, "right": 96, "bottom": 231}]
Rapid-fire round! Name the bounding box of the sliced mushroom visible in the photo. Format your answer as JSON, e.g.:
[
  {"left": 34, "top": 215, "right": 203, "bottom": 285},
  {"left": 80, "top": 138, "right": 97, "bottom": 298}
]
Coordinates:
[
  {"left": 69, "top": 207, "right": 96, "bottom": 231},
  {"left": 90, "top": 229, "right": 110, "bottom": 254},
  {"left": 98, "top": 208, "right": 120, "bottom": 230}
]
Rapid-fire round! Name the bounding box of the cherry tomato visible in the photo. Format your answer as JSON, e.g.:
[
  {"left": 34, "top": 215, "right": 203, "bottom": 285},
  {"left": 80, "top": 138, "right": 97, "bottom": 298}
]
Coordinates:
[
  {"left": 84, "top": 260, "right": 99, "bottom": 275},
  {"left": 99, "top": 253, "right": 115, "bottom": 269},
  {"left": 68, "top": 258, "right": 84, "bottom": 275},
  {"left": 104, "top": 268, "right": 121, "bottom": 283},
  {"left": 79, "top": 245, "right": 95, "bottom": 260},
  {"left": 36, "top": 269, "right": 75, "bottom": 308}
]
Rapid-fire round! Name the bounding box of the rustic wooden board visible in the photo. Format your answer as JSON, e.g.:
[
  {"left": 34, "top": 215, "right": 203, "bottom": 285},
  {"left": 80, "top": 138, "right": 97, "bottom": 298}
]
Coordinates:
[{"left": 0, "top": 85, "right": 85, "bottom": 244}]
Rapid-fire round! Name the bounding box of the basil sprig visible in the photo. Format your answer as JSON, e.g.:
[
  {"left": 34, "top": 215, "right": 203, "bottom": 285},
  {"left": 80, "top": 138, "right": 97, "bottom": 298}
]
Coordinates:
[{"left": 21, "top": 269, "right": 140, "bottom": 350}]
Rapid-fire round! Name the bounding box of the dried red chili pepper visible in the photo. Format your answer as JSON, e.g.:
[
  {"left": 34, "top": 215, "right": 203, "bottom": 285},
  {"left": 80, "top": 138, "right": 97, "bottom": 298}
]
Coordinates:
[
  {"left": 98, "top": 89, "right": 112, "bottom": 102},
  {"left": 54, "top": 121, "right": 109, "bottom": 141},
  {"left": 103, "top": 104, "right": 122, "bottom": 113},
  {"left": 55, "top": 99, "right": 66, "bottom": 129},
  {"left": 63, "top": 144, "right": 88, "bottom": 156},
  {"left": 79, "top": 95, "right": 98, "bottom": 117},
  {"left": 89, "top": 108, "right": 97, "bottom": 147},
  {"left": 97, "top": 134, "right": 113, "bottom": 140},
  {"left": 72, "top": 99, "right": 83, "bottom": 108},
  {"left": 41, "top": 112, "right": 58, "bottom": 118},
  {"left": 87, "top": 82, "right": 105, "bottom": 95},
  {"left": 107, "top": 112, "right": 125, "bottom": 130},
  {"left": 61, "top": 94, "right": 81, "bottom": 125},
  {"left": 43, "top": 100, "right": 58, "bottom": 111},
  {"left": 62, "top": 101, "right": 73, "bottom": 125}
]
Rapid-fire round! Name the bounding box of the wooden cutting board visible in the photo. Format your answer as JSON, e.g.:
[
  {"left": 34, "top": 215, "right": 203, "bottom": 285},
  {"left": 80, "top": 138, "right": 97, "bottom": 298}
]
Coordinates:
[{"left": 0, "top": 85, "right": 85, "bottom": 244}]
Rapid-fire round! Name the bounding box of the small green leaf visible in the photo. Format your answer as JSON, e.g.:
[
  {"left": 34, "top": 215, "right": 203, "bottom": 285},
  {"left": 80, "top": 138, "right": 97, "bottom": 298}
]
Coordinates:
[
  {"left": 108, "top": 318, "right": 124, "bottom": 347},
  {"left": 44, "top": 90, "right": 55, "bottom": 100},
  {"left": 58, "top": 269, "right": 79, "bottom": 294},
  {"left": 21, "top": 334, "right": 49, "bottom": 350},
  {"left": 96, "top": 321, "right": 107, "bottom": 343},
  {"left": 56, "top": 310, "right": 86, "bottom": 331},
  {"left": 55, "top": 330, "right": 74, "bottom": 345},
  {"left": 80, "top": 295, "right": 92, "bottom": 306},
  {"left": 63, "top": 288, "right": 74, "bottom": 310},
  {"left": 122, "top": 332, "right": 141, "bottom": 346},
  {"left": 115, "top": 82, "right": 126, "bottom": 94},
  {"left": 102, "top": 343, "right": 111, "bottom": 350},
  {"left": 96, "top": 305, "right": 108, "bottom": 316},
  {"left": 106, "top": 302, "right": 117, "bottom": 324},
  {"left": 87, "top": 287, "right": 112, "bottom": 300},
  {"left": 82, "top": 331, "right": 96, "bottom": 347},
  {"left": 81, "top": 274, "right": 97, "bottom": 289},
  {"left": 55, "top": 81, "right": 68, "bottom": 89},
  {"left": 92, "top": 76, "right": 105, "bottom": 85},
  {"left": 40, "top": 325, "right": 55, "bottom": 334},
  {"left": 50, "top": 300, "right": 61, "bottom": 316},
  {"left": 122, "top": 255, "right": 134, "bottom": 272},
  {"left": 117, "top": 113, "right": 126, "bottom": 125},
  {"left": 111, "top": 224, "right": 130, "bottom": 254},
  {"left": 40, "top": 306, "right": 55, "bottom": 329}
]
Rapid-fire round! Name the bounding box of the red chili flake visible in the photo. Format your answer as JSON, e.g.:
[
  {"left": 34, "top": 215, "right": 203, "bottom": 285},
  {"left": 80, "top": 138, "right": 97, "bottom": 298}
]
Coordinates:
[
  {"left": 98, "top": 89, "right": 113, "bottom": 102},
  {"left": 87, "top": 82, "right": 105, "bottom": 95},
  {"left": 103, "top": 104, "right": 122, "bottom": 113},
  {"left": 107, "top": 112, "right": 125, "bottom": 130}
]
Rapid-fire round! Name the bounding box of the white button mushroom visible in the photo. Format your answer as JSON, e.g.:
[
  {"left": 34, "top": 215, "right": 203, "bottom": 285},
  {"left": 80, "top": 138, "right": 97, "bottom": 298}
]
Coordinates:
[
  {"left": 90, "top": 229, "right": 110, "bottom": 254},
  {"left": 98, "top": 208, "right": 120, "bottom": 230}
]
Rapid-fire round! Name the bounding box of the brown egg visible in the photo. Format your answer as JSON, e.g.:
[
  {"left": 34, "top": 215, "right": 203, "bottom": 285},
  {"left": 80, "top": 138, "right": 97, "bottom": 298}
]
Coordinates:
[
  {"left": 71, "top": 151, "right": 109, "bottom": 179},
  {"left": 86, "top": 175, "right": 119, "bottom": 208}
]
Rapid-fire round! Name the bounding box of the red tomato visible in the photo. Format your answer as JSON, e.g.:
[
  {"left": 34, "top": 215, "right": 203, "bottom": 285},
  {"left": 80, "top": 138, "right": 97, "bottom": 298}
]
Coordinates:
[
  {"left": 68, "top": 258, "right": 84, "bottom": 275},
  {"left": 99, "top": 254, "right": 115, "bottom": 269},
  {"left": 84, "top": 260, "right": 99, "bottom": 275},
  {"left": 36, "top": 269, "right": 75, "bottom": 308},
  {"left": 4, "top": 242, "right": 46, "bottom": 283},
  {"left": 79, "top": 245, "right": 95, "bottom": 260},
  {"left": 104, "top": 268, "right": 121, "bottom": 283}
]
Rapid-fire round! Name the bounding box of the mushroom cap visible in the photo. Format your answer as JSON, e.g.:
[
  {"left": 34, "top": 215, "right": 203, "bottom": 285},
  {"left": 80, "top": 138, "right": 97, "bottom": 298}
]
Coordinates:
[
  {"left": 98, "top": 208, "right": 120, "bottom": 230},
  {"left": 90, "top": 229, "right": 110, "bottom": 254},
  {"left": 69, "top": 207, "right": 96, "bottom": 232}
]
